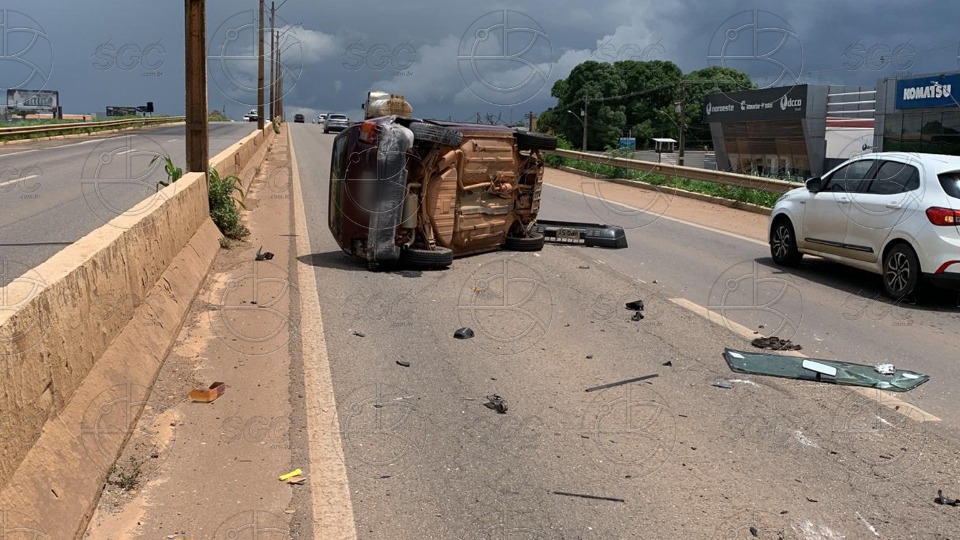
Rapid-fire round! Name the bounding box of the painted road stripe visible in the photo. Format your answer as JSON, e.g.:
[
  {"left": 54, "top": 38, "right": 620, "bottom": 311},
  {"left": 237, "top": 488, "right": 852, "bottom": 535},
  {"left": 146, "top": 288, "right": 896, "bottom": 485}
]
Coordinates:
[
  {"left": 0, "top": 174, "right": 38, "bottom": 188},
  {"left": 288, "top": 128, "right": 358, "bottom": 539},
  {"left": 668, "top": 296, "right": 941, "bottom": 423},
  {"left": 544, "top": 183, "right": 768, "bottom": 247}
]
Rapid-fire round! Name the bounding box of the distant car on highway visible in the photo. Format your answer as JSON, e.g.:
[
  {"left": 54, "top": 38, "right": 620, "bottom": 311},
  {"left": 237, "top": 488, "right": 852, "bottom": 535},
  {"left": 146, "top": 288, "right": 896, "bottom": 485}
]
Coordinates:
[
  {"left": 768, "top": 152, "right": 960, "bottom": 299},
  {"left": 243, "top": 109, "right": 258, "bottom": 122},
  {"left": 293, "top": 114, "right": 305, "bottom": 123},
  {"left": 317, "top": 113, "right": 327, "bottom": 125},
  {"left": 323, "top": 114, "right": 349, "bottom": 134}
]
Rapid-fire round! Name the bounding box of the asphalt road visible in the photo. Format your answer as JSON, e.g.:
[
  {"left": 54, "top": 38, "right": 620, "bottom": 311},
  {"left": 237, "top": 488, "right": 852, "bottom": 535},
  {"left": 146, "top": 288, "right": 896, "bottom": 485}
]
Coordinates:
[
  {"left": 290, "top": 123, "right": 960, "bottom": 539},
  {"left": 0, "top": 122, "right": 255, "bottom": 285}
]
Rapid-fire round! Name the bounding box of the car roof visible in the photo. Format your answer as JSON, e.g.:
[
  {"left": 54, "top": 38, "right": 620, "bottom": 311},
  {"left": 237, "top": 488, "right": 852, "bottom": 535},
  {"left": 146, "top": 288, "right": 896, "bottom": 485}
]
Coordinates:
[{"left": 845, "top": 152, "right": 960, "bottom": 174}]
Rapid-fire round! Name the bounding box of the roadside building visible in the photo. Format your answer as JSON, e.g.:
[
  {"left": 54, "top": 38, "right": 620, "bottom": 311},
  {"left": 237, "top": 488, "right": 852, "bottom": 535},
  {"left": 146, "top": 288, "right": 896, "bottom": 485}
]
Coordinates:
[
  {"left": 874, "top": 72, "right": 960, "bottom": 156},
  {"left": 703, "top": 84, "right": 875, "bottom": 178}
]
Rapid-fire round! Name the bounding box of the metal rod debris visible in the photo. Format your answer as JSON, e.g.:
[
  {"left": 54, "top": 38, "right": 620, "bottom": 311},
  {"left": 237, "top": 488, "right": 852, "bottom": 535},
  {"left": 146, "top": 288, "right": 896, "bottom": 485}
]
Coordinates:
[{"left": 584, "top": 374, "right": 658, "bottom": 393}]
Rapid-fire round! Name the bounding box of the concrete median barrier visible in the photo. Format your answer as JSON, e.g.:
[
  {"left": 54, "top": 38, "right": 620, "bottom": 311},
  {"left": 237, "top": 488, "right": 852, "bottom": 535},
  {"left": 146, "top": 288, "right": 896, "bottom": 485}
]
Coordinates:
[{"left": 0, "top": 123, "right": 276, "bottom": 539}]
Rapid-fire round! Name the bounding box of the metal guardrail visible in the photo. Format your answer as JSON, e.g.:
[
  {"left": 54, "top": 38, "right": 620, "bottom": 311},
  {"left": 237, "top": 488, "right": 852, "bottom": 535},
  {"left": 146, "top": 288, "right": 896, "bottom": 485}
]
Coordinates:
[
  {"left": 543, "top": 148, "right": 801, "bottom": 194},
  {"left": 0, "top": 116, "right": 185, "bottom": 137}
]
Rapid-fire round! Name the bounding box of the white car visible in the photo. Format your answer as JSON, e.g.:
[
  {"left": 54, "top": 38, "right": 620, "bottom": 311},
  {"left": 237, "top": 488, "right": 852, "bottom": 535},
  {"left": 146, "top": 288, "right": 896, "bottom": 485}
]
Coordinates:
[
  {"left": 769, "top": 152, "right": 960, "bottom": 299},
  {"left": 243, "top": 109, "right": 258, "bottom": 122},
  {"left": 317, "top": 113, "right": 327, "bottom": 124}
]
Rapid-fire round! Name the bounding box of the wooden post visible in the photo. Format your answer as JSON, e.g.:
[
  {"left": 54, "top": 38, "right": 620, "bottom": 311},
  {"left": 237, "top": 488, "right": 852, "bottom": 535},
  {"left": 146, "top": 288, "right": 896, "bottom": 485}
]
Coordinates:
[
  {"left": 257, "top": 0, "right": 265, "bottom": 129},
  {"left": 185, "top": 0, "right": 208, "bottom": 173}
]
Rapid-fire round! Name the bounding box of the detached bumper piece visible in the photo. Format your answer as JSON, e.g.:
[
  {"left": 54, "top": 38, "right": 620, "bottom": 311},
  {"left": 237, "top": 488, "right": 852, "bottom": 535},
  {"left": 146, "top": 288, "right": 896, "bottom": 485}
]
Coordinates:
[{"left": 531, "top": 220, "right": 627, "bottom": 249}]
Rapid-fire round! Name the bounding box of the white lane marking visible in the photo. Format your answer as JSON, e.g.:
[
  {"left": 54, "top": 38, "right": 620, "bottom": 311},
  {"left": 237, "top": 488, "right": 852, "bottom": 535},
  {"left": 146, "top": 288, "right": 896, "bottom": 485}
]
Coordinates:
[
  {"left": 544, "top": 183, "right": 768, "bottom": 247},
  {"left": 166, "top": 139, "right": 178, "bottom": 143},
  {"left": 668, "top": 296, "right": 941, "bottom": 423},
  {"left": 0, "top": 174, "right": 38, "bottom": 188},
  {"left": 0, "top": 137, "right": 101, "bottom": 157},
  {"left": 288, "top": 128, "right": 359, "bottom": 539},
  {"left": 115, "top": 149, "right": 135, "bottom": 155}
]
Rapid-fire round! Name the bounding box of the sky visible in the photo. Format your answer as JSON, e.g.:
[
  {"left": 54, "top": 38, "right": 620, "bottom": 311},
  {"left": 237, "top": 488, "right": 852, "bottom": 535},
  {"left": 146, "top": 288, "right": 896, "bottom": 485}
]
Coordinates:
[{"left": 1, "top": 1, "right": 958, "bottom": 123}]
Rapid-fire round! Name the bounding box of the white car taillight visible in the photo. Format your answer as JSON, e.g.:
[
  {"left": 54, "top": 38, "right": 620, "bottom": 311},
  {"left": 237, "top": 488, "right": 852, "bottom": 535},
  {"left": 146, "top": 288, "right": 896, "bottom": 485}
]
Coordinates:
[{"left": 925, "top": 206, "right": 960, "bottom": 226}]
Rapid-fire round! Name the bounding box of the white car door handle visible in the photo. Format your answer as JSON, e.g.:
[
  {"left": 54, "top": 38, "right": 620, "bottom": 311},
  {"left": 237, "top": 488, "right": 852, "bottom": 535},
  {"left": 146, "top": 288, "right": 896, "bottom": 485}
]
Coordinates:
[
  {"left": 838, "top": 197, "right": 850, "bottom": 204},
  {"left": 886, "top": 202, "right": 902, "bottom": 209}
]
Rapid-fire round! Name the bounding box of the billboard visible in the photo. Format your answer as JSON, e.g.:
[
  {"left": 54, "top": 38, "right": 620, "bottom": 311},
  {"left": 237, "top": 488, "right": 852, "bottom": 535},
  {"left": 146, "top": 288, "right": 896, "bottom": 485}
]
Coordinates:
[
  {"left": 703, "top": 85, "right": 808, "bottom": 122},
  {"left": 895, "top": 74, "right": 958, "bottom": 110},
  {"left": 6, "top": 89, "right": 59, "bottom": 111},
  {"left": 106, "top": 106, "right": 139, "bottom": 116}
]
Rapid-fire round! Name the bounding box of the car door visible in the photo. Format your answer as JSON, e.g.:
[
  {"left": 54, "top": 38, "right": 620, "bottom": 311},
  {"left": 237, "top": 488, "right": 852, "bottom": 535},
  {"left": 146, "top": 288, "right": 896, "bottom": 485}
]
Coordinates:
[
  {"left": 842, "top": 159, "right": 922, "bottom": 263},
  {"left": 799, "top": 159, "right": 876, "bottom": 256}
]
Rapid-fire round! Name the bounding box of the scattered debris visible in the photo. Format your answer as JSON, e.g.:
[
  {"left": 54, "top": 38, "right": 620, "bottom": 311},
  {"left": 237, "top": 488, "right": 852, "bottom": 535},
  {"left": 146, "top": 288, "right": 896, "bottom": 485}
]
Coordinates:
[
  {"left": 484, "top": 394, "right": 508, "bottom": 414},
  {"left": 806, "top": 496, "right": 819, "bottom": 503},
  {"left": 552, "top": 491, "right": 625, "bottom": 503},
  {"left": 855, "top": 512, "right": 880, "bottom": 537},
  {"left": 454, "top": 327, "right": 475, "bottom": 339},
  {"left": 286, "top": 476, "right": 306, "bottom": 485},
  {"left": 749, "top": 527, "right": 759, "bottom": 537},
  {"left": 711, "top": 381, "right": 733, "bottom": 390},
  {"left": 723, "top": 348, "right": 930, "bottom": 392},
  {"left": 631, "top": 311, "right": 644, "bottom": 321},
  {"left": 255, "top": 246, "right": 275, "bottom": 261},
  {"left": 751, "top": 336, "right": 802, "bottom": 351},
  {"left": 874, "top": 363, "right": 896, "bottom": 375},
  {"left": 728, "top": 378, "right": 759, "bottom": 386},
  {"left": 936, "top": 489, "right": 960, "bottom": 506},
  {"left": 188, "top": 382, "right": 227, "bottom": 403},
  {"left": 278, "top": 469, "right": 303, "bottom": 482},
  {"left": 352, "top": 330, "right": 366, "bottom": 338},
  {"left": 585, "top": 374, "right": 658, "bottom": 393},
  {"left": 578, "top": 265, "right": 590, "bottom": 269},
  {"left": 396, "top": 360, "right": 411, "bottom": 367},
  {"left": 586, "top": 354, "right": 594, "bottom": 359},
  {"left": 792, "top": 430, "right": 819, "bottom": 448},
  {"left": 662, "top": 360, "right": 672, "bottom": 367},
  {"left": 624, "top": 300, "right": 644, "bottom": 311}
]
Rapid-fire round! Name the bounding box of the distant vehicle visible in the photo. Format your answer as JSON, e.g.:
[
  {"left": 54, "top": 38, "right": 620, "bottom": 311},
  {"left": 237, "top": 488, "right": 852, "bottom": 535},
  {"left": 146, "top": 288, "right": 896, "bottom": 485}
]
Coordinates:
[
  {"left": 317, "top": 113, "right": 327, "bottom": 124},
  {"left": 323, "top": 113, "right": 349, "bottom": 134},
  {"left": 293, "top": 114, "right": 305, "bottom": 123},
  {"left": 768, "top": 152, "right": 960, "bottom": 299},
  {"left": 243, "top": 109, "right": 258, "bottom": 122}
]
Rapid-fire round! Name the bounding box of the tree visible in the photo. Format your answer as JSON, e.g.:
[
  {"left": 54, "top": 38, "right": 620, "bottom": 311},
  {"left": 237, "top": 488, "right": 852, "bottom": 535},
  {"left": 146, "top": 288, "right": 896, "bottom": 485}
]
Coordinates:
[{"left": 682, "top": 66, "right": 756, "bottom": 147}]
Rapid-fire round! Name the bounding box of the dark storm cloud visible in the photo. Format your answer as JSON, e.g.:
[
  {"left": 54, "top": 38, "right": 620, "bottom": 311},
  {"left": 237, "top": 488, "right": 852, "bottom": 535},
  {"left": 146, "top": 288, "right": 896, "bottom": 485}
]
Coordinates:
[{"left": 1, "top": 0, "right": 957, "bottom": 121}]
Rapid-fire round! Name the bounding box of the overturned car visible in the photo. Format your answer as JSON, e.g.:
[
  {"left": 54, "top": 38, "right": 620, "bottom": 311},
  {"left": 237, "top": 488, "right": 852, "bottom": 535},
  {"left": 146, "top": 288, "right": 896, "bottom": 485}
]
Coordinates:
[{"left": 328, "top": 115, "right": 557, "bottom": 270}]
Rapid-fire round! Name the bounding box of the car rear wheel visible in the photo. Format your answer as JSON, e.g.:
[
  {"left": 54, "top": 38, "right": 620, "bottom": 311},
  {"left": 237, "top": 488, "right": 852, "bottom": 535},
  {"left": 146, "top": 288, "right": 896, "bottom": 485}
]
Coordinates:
[
  {"left": 770, "top": 217, "right": 802, "bottom": 267},
  {"left": 409, "top": 122, "right": 463, "bottom": 147},
  {"left": 400, "top": 246, "right": 453, "bottom": 269},
  {"left": 514, "top": 131, "right": 557, "bottom": 151},
  {"left": 883, "top": 244, "right": 920, "bottom": 300},
  {"left": 504, "top": 232, "right": 545, "bottom": 252}
]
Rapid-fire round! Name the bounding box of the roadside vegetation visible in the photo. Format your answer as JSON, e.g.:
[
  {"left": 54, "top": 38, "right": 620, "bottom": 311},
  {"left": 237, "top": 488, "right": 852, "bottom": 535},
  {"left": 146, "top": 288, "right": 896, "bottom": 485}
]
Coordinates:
[
  {"left": 153, "top": 156, "right": 249, "bottom": 240},
  {"left": 545, "top": 135, "right": 784, "bottom": 208},
  {"left": 0, "top": 115, "right": 181, "bottom": 142}
]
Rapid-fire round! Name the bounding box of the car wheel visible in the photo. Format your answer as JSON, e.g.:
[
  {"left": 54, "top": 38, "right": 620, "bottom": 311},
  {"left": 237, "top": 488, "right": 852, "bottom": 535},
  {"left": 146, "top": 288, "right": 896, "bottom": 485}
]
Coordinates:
[
  {"left": 409, "top": 122, "right": 463, "bottom": 147},
  {"left": 400, "top": 246, "right": 453, "bottom": 269},
  {"left": 514, "top": 131, "right": 557, "bottom": 151},
  {"left": 504, "top": 232, "right": 545, "bottom": 252},
  {"left": 883, "top": 244, "right": 920, "bottom": 300},
  {"left": 770, "top": 217, "right": 802, "bottom": 267}
]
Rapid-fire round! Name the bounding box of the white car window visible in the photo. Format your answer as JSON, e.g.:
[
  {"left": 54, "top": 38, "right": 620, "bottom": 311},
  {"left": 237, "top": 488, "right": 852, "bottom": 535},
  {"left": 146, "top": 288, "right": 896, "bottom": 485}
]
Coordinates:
[
  {"left": 823, "top": 160, "right": 876, "bottom": 193},
  {"left": 868, "top": 161, "right": 920, "bottom": 195}
]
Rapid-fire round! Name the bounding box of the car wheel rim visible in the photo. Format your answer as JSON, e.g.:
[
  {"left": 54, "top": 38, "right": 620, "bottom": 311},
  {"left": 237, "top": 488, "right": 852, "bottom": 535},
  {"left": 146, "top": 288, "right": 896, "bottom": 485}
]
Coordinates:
[
  {"left": 772, "top": 226, "right": 790, "bottom": 259},
  {"left": 885, "top": 252, "right": 911, "bottom": 293}
]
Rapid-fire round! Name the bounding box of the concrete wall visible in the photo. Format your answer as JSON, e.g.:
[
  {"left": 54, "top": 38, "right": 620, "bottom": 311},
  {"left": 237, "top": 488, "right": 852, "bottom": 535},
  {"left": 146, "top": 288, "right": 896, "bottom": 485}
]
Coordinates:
[{"left": 0, "top": 123, "right": 275, "bottom": 538}]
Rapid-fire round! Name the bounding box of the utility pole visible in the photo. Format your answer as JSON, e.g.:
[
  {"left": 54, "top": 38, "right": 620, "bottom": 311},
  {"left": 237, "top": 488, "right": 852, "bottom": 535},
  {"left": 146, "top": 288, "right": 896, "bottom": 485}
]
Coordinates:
[
  {"left": 527, "top": 111, "right": 533, "bottom": 132},
  {"left": 184, "top": 0, "right": 208, "bottom": 173},
  {"left": 677, "top": 83, "right": 686, "bottom": 167},
  {"left": 582, "top": 96, "right": 589, "bottom": 151},
  {"left": 269, "top": 2, "right": 275, "bottom": 122},
  {"left": 257, "top": 0, "right": 265, "bottom": 129}
]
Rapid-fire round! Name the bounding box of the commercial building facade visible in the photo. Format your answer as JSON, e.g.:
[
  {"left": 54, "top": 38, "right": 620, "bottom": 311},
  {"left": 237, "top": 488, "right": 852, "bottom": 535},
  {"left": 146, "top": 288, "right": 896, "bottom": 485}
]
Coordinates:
[{"left": 874, "top": 72, "right": 960, "bottom": 156}]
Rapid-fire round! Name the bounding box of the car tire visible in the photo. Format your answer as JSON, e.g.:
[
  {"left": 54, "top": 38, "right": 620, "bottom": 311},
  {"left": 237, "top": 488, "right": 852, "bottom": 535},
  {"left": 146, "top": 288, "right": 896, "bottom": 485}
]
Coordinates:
[
  {"left": 400, "top": 246, "right": 453, "bottom": 269},
  {"left": 770, "top": 217, "right": 802, "bottom": 267},
  {"left": 323, "top": 129, "right": 329, "bottom": 134},
  {"left": 504, "top": 232, "right": 545, "bottom": 252},
  {"left": 409, "top": 122, "right": 463, "bottom": 147},
  {"left": 514, "top": 131, "right": 557, "bottom": 151},
  {"left": 883, "top": 243, "right": 920, "bottom": 300}
]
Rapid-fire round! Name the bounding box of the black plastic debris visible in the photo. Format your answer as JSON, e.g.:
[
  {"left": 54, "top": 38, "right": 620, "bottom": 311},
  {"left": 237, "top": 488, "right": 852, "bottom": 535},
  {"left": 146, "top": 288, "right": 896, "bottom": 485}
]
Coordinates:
[
  {"left": 751, "top": 336, "right": 802, "bottom": 351},
  {"left": 585, "top": 374, "right": 658, "bottom": 393},
  {"left": 662, "top": 361, "right": 673, "bottom": 367},
  {"left": 625, "top": 300, "right": 644, "bottom": 311},
  {"left": 552, "top": 491, "right": 625, "bottom": 503},
  {"left": 352, "top": 330, "right": 366, "bottom": 338},
  {"left": 255, "top": 246, "right": 275, "bottom": 261},
  {"left": 711, "top": 381, "right": 733, "bottom": 389},
  {"left": 454, "top": 327, "right": 475, "bottom": 339},
  {"left": 396, "top": 360, "right": 411, "bottom": 367},
  {"left": 749, "top": 526, "right": 759, "bottom": 537},
  {"left": 631, "top": 311, "right": 644, "bottom": 321},
  {"left": 936, "top": 490, "right": 960, "bottom": 506},
  {"left": 484, "top": 394, "right": 508, "bottom": 414}
]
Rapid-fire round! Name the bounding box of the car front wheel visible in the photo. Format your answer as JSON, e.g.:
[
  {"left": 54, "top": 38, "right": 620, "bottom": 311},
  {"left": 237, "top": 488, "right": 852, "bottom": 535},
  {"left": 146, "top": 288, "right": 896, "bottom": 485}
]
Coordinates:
[
  {"left": 770, "top": 217, "right": 802, "bottom": 267},
  {"left": 883, "top": 244, "right": 920, "bottom": 300}
]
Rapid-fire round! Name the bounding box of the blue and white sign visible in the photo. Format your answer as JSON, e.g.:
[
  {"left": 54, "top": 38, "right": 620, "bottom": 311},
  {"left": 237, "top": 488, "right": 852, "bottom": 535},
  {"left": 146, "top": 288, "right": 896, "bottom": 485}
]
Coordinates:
[{"left": 895, "top": 74, "right": 959, "bottom": 110}]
